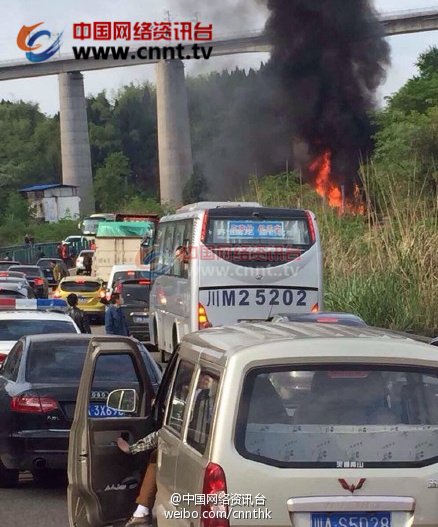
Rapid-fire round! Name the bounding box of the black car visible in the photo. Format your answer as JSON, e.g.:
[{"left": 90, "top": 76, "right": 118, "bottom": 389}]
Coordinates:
[
  {"left": 36, "top": 258, "right": 66, "bottom": 286},
  {"left": 0, "top": 334, "right": 162, "bottom": 487},
  {"left": 115, "top": 278, "right": 150, "bottom": 341},
  {"left": 9, "top": 265, "right": 49, "bottom": 298}
]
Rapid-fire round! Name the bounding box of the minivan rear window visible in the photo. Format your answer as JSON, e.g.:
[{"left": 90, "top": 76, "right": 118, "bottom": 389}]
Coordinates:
[{"left": 235, "top": 366, "right": 438, "bottom": 468}]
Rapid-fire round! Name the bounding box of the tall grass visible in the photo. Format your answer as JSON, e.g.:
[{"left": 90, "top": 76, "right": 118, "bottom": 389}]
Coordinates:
[{"left": 244, "top": 170, "right": 438, "bottom": 336}]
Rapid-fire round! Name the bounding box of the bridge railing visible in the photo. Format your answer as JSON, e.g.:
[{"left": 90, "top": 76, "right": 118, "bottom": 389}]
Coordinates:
[{"left": 0, "top": 240, "right": 90, "bottom": 265}]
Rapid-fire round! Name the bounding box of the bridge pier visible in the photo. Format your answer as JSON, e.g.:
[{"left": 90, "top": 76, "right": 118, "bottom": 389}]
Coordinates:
[
  {"left": 156, "top": 59, "right": 193, "bottom": 206},
  {"left": 58, "top": 71, "right": 95, "bottom": 215}
]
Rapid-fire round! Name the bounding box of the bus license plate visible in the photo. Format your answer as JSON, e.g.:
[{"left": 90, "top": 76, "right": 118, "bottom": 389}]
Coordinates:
[
  {"left": 201, "top": 288, "right": 312, "bottom": 308},
  {"left": 311, "top": 512, "right": 391, "bottom": 527},
  {"left": 88, "top": 404, "right": 125, "bottom": 418}
]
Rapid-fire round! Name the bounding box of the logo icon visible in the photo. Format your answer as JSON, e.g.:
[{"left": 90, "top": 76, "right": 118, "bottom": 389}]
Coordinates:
[
  {"left": 338, "top": 478, "right": 366, "bottom": 494},
  {"left": 17, "top": 23, "right": 63, "bottom": 63}
]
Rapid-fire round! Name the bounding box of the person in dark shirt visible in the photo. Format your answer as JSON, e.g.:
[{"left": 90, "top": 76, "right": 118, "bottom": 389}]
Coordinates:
[
  {"left": 105, "top": 293, "right": 130, "bottom": 336},
  {"left": 66, "top": 293, "right": 91, "bottom": 333}
]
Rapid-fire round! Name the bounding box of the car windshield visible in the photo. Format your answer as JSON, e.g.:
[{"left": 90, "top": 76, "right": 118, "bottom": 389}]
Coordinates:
[
  {"left": 0, "top": 320, "right": 77, "bottom": 341},
  {"left": 236, "top": 366, "right": 438, "bottom": 468},
  {"left": 60, "top": 281, "right": 101, "bottom": 292}
]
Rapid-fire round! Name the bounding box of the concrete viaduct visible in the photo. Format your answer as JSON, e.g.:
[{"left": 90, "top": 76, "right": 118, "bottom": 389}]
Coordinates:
[{"left": 1, "top": 8, "right": 438, "bottom": 212}]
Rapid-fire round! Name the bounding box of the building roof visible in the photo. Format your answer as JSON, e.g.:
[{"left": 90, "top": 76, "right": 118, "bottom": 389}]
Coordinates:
[{"left": 19, "top": 183, "right": 78, "bottom": 193}]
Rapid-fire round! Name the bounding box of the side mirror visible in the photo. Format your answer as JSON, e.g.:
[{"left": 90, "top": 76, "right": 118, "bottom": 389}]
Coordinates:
[{"left": 107, "top": 389, "right": 139, "bottom": 413}]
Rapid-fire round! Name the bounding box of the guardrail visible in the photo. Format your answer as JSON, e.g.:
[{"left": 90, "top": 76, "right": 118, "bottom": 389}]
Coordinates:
[{"left": 0, "top": 240, "right": 90, "bottom": 265}]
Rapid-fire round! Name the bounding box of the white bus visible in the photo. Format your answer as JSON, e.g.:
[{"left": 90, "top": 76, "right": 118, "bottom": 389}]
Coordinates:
[{"left": 148, "top": 202, "right": 323, "bottom": 360}]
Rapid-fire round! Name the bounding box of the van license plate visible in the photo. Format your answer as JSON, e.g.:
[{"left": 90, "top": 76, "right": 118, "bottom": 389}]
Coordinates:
[
  {"left": 311, "top": 513, "right": 391, "bottom": 527},
  {"left": 88, "top": 404, "right": 125, "bottom": 418}
]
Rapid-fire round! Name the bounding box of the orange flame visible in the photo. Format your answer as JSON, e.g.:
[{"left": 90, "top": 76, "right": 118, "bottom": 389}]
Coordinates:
[{"left": 309, "top": 149, "right": 364, "bottom": 214}]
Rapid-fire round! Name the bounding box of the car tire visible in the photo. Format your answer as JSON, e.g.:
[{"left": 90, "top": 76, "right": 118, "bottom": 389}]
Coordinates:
[{"left": 0, "top": 458, "right": 19, "bottom": 488}]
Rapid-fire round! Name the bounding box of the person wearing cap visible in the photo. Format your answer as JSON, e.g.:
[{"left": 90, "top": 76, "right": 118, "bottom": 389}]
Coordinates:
[{"left": 66, "top": 293, "right": 91, "bottom": 334}]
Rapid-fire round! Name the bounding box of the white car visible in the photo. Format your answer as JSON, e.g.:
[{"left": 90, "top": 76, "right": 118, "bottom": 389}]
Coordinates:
[
  {"left": 0, "top": 301, "right": 81, "bottom": 364},
  {"left": 75, "top": 250, "right": 94, "bottom": 275},
  {"left": 107, "top": 264, "right": 145, "bottom": 297}
]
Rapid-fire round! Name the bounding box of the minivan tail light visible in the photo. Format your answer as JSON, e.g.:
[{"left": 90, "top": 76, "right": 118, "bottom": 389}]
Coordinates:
[
  {"left": 305, "top": 210, "right": 316, "bottom": 244},
  {"left": 201, "top": 462, "right": 229, "bottom": 527},
  {"left": 198, "top": 303, "right": 212, "bottom": 330},
  {"left": 11, "top": 396, "right": 58, "bottom": 413}
]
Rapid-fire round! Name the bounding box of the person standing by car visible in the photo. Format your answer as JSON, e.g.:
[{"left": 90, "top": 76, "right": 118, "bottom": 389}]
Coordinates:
[
  {"left": 105, "top": 293, "right": 130, "bottom": 336},
  {"left": 66, "top": 293, "right": 91, "bottom": 334},
  {"left": 52, "top": 259, "right": 66, "bottom": 284}
]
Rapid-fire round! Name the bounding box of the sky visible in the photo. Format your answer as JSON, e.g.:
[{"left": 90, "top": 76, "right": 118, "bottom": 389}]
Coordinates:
[{"left": 0, "top": 0, "right": 437, "bottom": 115}]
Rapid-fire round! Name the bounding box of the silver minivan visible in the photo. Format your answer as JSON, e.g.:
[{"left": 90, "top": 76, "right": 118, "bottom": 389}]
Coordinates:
[{"left": 68, "top": 324, "right": 438, "bottom": 527}]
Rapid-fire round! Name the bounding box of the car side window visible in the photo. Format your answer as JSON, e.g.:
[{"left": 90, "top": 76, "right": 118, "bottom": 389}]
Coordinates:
[
  {"left": 166, "top": 360, "right": 196, "bottom": 436},
  {"left": 2, "top": 342, "right": 23, "bottom": 381},
  {"left": 187, "top": 370, "right": 219, "bottom": 454}
]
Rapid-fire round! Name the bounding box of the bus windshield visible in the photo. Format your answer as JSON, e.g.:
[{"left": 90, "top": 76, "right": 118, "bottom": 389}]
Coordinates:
[{"left": 81, "top": 217, "right": 110, "bottom": 235}]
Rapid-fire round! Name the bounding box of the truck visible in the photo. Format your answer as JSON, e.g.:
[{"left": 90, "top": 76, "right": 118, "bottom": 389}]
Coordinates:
[{"left": 92, "top": 221, "right": 156, "bottom": 283}]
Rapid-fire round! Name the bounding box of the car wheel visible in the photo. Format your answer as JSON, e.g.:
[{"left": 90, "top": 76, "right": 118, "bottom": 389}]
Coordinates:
[{"left": 0, "top": 458, "right": 19, "bottom": 488}]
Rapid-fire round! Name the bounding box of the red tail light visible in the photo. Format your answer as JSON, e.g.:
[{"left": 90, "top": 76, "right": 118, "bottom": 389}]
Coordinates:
[
  {"left": 75, "top": 279, "right": 85, "bottom": 283},
  {"left": 0, "top": 353, "right": 8, "bottom": 365},
  {"left": 200, "top": 211, "right": 209, "bottom": 243},
  {"left": 34, "top": 278, "right": 43, "bottom": 285},
  {"left": 198, "top": 303, "right": 212, "bottom": 330},
  {"left": 11, "top": 396, "right": 58, "bottom": 413},
  {"left": 201, "top": 463, "right": 229, "bottom": 527},
  {"left": 99, "top": 291, "right": 107, "bottom": 298},
  {"left": 311, "top": 302, "right": 319, "bottom": 313},
  {"left": 305, "top": 210, "right": 316, "bottom": 244},
  {"left": 138, "top": 280, "right": 150, "bottom": 285}
]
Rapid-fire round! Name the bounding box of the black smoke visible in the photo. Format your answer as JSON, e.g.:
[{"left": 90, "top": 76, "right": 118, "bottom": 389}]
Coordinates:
[{"left": 264, "top": 0, "right": 391, "bottom": 194}]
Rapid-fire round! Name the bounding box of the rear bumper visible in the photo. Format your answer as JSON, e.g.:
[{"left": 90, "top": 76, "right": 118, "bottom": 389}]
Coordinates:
[{"left": 2, "top": 429, "right": 69, "bottom": 470}]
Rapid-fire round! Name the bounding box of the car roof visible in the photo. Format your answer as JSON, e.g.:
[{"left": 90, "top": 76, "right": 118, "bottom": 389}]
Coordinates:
[
  {"left": 22, "top": 333, "right": 92, "bottom": 343},
  {"left": 9, "top": 265, "right": 40, "bottom": 269},
  {"left": 61, "top": 275, "right": 102, "bottom": 282},
  {"left": 111, "top": 264, "right": 142, "bottom": 272},
  {"left": 181, "top": 322, "right": 437, "bottom": 365}
]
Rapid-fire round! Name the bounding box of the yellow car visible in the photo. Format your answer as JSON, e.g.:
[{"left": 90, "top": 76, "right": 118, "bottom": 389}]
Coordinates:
[{"left": 53, "top": 276, "right": 106, "bottom": 323}]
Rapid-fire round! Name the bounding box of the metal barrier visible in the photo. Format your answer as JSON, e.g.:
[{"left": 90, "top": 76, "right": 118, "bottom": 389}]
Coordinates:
[{"left": 0, "top": 240, "right": 90, "bottom": 265}]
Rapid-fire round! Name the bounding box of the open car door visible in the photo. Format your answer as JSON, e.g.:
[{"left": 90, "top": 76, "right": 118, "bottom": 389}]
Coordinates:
[{"left": 68, "top": 336, "right": 155, "bottom": 527}]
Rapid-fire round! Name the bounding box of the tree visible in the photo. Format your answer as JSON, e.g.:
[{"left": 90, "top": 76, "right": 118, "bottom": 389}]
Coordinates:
[
  {"left": 182, "top": 172, "right": 208, "bottom": 204},
  {"left": 93, "top": 152, "right": 132, "bottom": 210}
]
